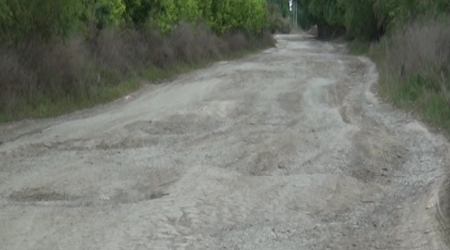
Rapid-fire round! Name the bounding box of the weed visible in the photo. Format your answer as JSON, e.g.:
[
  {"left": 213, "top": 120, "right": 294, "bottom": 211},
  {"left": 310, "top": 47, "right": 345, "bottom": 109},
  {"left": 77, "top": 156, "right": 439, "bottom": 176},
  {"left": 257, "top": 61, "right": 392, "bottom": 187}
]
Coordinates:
[
  {"left": 0, "top": 24, "right": 275, "bottom": 122},
  {"left": 374, "top": 18, "right": 450, "bottom": 133}
]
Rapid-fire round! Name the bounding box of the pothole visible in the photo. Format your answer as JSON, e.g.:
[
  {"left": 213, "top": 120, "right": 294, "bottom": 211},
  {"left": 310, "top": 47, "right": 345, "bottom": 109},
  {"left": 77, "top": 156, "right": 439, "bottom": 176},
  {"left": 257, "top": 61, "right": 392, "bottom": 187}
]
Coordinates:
[
  {"left": 6, "top": 187, "right": 171, "bottom": 208},
  {"left": 8, "top": 187, "right": 79, "bottom": 202},
  {"left": 278, "top": 91, "right": 303, "bottom": 113},
  {"left": 349, "top": 128, "right": 407, "bottom": 183},
  {"left": 108, "top": 188, "right": 169, "bottom": 204},
  {"left": 125, "top": 114, "right": 224, "bottom": 136},
  {"left": 6, "top": 167, "right": 180, "bottom": 207},
  {"left": 5, "top": 187, "right": 89, "bottom": 207}
]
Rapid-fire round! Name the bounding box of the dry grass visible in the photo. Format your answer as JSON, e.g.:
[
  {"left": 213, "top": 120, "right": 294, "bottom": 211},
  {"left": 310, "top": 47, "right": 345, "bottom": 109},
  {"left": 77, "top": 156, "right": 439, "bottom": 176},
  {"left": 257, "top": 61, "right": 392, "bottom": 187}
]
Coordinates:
[
  {"left": 385, "top": 19, "right": 450, "bottom": 79},
  {"left": 0, "top": 23, "right": 275, "bottom": 122},
  {"left": 170, "top": 22, "right": 223, "bottom": 63},
  {"left": 353, "top": 19, "right": 450, "bottom": 242},
  {"left": 374, "top": 18, "right": 450, "bottom": 133},
  {"left": 437, "top": 173, "right": 450, "bottom": 247}
]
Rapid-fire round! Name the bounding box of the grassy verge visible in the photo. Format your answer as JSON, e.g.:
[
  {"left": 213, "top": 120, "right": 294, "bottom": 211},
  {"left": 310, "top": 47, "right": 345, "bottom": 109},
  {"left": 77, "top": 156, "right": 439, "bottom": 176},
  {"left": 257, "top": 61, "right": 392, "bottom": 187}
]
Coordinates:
[
  {"left": 0, "top": 49, "right": 265, "bottom": 123},
  {"left": 348, "top": 40, "right": 370, "bottom": 55},
  {"left": 345, "top": 18, "right": 450, "bottom": 134},
  {"left": 0, "top": 79, "right": 141, "bottom": 122},
  {"left": 328, "top": 35, "right": 370, "bottom": 55},
  {"left": 0, "top": 23, "right": 274, "bottom": 123}
]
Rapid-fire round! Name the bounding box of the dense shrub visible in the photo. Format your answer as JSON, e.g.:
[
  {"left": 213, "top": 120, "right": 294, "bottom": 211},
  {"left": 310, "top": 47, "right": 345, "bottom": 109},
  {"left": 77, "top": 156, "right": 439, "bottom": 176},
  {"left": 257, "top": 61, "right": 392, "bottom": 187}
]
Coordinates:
[
  {"left": 143, "top": 0, "right": 268, "bottom": 34},
  {"left": 94, "top": 0, "right": 126, "bottom": 29},
  {"left": 384, "top": 20, "right": 450, "bottom": 79},
  {"left": 295, "top": 0, "right": 450, "bottom": 40},
  {"left": 377, "top": 18, "right": 450, "bottom": 131},
  {"left": 209, "top": 0, "right": 268, "bottom": 34},
  {"left": 267, "top": 0, "right": 290, "bottom": 18},
  {"left": 0, "top": 0, "right": 271, "bottom": 44},
  {"left": 0, "top": 23, "right": 274, "bottom": 121},
  {"left": 374, "top": 0, "right": 450, "bottom": 33},
  {"left": 121, "top": 0, "right": 153, "bottom": 26},
  {"left": 295, "top": 0, "right": 345, "bottom": 39},
  {"left": 0, "top": 0, "right": 275, "bottom": 121},
  {"left": 0, "top": 0, "right": 86, "bottom": 44},
  {"left": 267, "top": 2, "right": 292, "bottom": 34},
  {"left": 337, "top": 0, "right": 377, "bottom": 41}
]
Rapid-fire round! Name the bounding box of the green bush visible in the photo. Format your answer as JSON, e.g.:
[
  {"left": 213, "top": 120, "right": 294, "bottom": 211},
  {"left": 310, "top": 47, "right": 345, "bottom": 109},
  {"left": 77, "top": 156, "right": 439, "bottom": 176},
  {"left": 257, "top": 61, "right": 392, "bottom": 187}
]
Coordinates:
[
  {"left": 94, "top": 0, "right": 126, "bottom": 29},
  {"left": 267, "top": 3, "right": 291, "bottom": 34},
  {"left": 148, "top": 0, "right": 268, "bottom": 34},
  {"left": 296, "top": 0, "right": 345, "bottom": 38},
  {"left": 373, "top": 0, "right": 450, "bottom": 34},
  {"left": 0, "top": 0, "right": 275, "bottom": 121},
  {"left": 308, "top": 0, "right": 344, "bottom": 28},
  {"left": 0, "top": 0, "right": 86, "bottom": 44},
  {"left": 337, "top": 0, "right": 377, "bottom": 41},
  {"left": 122, "top": 0, "right": 153, "bottom": 26},
  {"left": 295, "top": 0, "right": 450, "bottom": 40},
  {"left": 267, "top": 0, "right": 290, "bottom": 18}
]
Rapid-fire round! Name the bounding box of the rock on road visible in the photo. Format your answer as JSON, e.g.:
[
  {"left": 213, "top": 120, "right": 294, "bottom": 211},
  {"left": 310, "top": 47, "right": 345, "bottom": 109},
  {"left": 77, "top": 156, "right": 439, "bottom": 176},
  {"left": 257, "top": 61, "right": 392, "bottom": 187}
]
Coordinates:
[{"left": 1, "top": 34, "right": 450, "bottom": 250}]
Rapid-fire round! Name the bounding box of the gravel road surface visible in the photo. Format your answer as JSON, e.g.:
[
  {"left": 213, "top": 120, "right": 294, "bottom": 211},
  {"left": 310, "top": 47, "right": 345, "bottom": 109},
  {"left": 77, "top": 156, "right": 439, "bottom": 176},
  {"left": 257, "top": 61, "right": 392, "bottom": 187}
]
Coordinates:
[{"left": 1, "top": 33, "right": 450, "bottom": 250}]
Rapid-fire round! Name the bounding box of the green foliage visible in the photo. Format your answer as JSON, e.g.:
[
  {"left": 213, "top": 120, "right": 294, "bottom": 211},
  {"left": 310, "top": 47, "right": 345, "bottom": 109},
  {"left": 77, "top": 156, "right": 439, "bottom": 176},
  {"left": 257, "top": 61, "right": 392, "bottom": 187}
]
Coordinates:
[
  {"left": 0, "top": 0, "right": 274, "bottom": 122},
  {"left": 151, "top": 0, "right": 178, "bottom": 32},
  {"left": 374, "top": 0, "right": 450, "bottom": 33},
  {"left": 296, "top": 0, "right": 450, "bottom": 40},
  {"left": 296, "top": 0, "right": 344, "bottom": 31},
  {"left": 296, "top": 0, "right": 314, "bottom": 29},
  {"left": 337, "top": 0, "right": 377, "bottom": 41},
  {"left": 229, "top": 0, "right": 267, "bottom": 34},
  {"left": 308, "top": 0, "right": 344, "bottom": 27},
  {"left": 267, "top": 0, "right": 290, "bottom": 18},
  {"left": 122, "top": 0, "right": 153, "bottom": 26},
  {"left": 94, "top": 0, "right": 126, "bottom": 29},
  {"left": 197, "top": 0, "right": 214, "bottom": 26},
  {"left": 267, "top": 0, "right": 291, "bottom": 34},
  {"left": 177, "top": 0, "right": 201, "bottom": 23},
  {"left": 0, "top": 0, "right": 86, "bottom": 44},
  {"left": 149, "top": 0, "right": 268, "bottom": 34},
  {"left": 0, "top": 0, "right": 270, "bottom": 43}
]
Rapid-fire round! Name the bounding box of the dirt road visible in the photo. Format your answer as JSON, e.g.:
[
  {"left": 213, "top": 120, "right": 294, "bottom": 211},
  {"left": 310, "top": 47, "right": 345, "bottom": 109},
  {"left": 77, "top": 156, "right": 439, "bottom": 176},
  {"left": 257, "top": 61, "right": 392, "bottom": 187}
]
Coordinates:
[{"left": 1, "top": 33, "right": 450, "bottom": 250}]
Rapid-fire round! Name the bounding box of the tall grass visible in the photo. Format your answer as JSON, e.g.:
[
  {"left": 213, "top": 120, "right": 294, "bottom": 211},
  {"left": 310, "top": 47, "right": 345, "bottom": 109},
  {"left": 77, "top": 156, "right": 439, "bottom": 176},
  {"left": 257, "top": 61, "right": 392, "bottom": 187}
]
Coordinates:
[
  {"left": 373, "top": 18, "right": 450, "bottom": 133},
  {"left": 0, "top": 23, "right": 275, "bottom": 122}
]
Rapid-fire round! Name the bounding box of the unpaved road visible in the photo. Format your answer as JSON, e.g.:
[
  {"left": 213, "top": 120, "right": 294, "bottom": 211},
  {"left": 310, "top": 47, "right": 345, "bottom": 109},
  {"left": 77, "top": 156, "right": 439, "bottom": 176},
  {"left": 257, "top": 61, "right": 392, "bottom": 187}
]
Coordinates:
[{"left": 1, "top": 33, "right": 450, "bottom": 250}]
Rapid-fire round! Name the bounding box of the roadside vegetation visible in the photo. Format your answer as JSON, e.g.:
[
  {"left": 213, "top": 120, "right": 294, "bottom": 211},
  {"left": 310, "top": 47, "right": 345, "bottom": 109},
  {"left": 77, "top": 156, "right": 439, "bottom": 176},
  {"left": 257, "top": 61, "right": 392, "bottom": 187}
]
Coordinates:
[
  {"left": 267, "top": 0, "right": 292, "bottom": 34},
  {"left": 0, "top": 0, "right": 292, "bottom": 122},
  {"left": 294, "top": 0, "right": 450, "bottom": 134}
]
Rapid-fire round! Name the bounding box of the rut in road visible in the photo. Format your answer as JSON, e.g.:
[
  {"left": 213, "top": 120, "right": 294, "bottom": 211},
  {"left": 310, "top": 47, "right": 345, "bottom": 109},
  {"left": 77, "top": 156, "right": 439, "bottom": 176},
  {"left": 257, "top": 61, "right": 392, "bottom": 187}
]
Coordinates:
[{"left": 1, "top": 33, "right": 450, "bottom": 250}]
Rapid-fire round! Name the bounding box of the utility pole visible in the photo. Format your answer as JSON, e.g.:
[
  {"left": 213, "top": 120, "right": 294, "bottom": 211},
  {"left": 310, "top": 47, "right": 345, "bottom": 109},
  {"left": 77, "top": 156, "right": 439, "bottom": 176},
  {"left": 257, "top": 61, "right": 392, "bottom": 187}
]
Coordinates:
[{"left": 291, "top": 0, "right": 298, "bottom": 29}]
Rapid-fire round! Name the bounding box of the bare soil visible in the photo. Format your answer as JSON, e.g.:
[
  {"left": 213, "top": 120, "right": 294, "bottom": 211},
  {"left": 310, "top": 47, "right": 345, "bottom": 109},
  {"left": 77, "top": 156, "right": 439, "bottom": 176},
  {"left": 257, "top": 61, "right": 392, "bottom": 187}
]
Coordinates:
[{"left": 1, "top": 33, "right": 449, "bottom": 250}]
